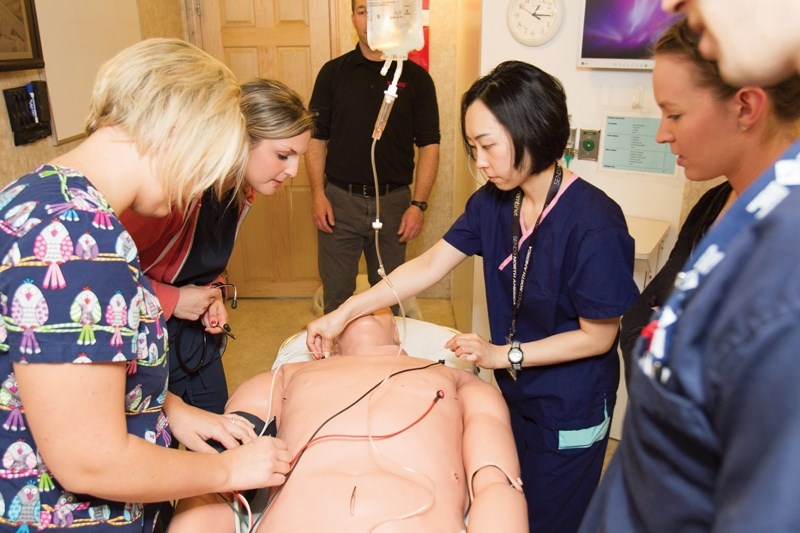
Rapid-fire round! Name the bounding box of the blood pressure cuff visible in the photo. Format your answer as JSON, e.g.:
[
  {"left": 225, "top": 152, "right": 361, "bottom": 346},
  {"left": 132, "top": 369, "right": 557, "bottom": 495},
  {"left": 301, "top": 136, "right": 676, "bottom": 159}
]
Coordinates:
[
  {"left": 205, "top": 411, "right": 278, "bottom": 505},
  {"left": 206, "top": 411, "right": 277, "bottom": 453}
]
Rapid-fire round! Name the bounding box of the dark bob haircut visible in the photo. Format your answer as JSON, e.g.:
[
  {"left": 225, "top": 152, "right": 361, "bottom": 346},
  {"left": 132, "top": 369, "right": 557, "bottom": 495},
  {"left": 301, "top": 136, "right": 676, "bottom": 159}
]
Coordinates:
[{"left": 461, "top": 60, "right": 571, "bottom": 175}]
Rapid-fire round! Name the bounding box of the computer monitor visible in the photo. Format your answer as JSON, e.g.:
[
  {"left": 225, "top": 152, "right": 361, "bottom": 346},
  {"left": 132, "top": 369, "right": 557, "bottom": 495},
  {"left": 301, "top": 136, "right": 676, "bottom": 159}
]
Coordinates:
[{"left": 577, "top": 0, "right": 680, "bottom": 70}]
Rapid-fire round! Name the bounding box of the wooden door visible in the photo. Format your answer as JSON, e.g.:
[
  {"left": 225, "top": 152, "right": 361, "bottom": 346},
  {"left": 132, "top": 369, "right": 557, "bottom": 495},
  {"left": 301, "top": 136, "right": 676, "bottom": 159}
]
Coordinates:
[{"left": 188, "top": 0, "right": 335, "bottom": 296}]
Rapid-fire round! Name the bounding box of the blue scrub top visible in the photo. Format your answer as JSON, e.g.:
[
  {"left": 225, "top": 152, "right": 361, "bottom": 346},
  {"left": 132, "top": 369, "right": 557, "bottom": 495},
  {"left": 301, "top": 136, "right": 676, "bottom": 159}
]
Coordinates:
[
  {"left": 581, "top": 141, "right": 800, "bottom": 532},
  {"left": 444, "top": 178, "right": 638, "bottom": 429}
]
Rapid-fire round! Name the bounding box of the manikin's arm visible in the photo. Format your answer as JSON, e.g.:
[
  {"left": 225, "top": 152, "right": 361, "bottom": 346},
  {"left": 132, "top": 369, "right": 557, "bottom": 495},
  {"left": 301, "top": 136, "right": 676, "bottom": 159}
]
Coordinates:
[
  {"left": 170, "top": 372, "right": 280, "bottom": 532},
  {"left": 459, "top": 376, "right": 527, "bottom": 532}
]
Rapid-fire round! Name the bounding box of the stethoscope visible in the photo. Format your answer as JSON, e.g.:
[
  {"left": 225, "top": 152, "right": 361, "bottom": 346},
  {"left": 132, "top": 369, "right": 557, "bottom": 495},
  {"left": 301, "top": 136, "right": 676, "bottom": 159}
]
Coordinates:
[
  {"left": 211, "top": 282, "right": 238, "bottom": 309},
  {"left": 175, "top": 282, "right": 238, "bottom": 374}
]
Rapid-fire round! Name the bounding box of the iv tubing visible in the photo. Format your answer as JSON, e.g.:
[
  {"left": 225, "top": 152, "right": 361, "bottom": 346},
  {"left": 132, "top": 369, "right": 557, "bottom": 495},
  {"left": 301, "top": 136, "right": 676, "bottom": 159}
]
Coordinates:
[
  {"left": 369, "top": 56, "right": 408, "bottom": 343},
  {"left": 258, "top": 54, "right": 430, "bottom": 530}
]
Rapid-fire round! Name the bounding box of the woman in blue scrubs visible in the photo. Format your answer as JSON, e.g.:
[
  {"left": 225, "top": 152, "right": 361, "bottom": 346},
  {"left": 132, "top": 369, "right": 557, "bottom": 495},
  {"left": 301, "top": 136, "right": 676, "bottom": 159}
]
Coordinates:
[{"left": 306, "top": 61, "right": 639, "bottom": 532}]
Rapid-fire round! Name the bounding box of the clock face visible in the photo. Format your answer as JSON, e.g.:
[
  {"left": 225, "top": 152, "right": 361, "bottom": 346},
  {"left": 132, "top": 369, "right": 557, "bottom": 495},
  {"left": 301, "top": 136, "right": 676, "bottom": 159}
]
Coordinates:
[{"left": 507, "top": 0, "right": 563, "bottom": 46}]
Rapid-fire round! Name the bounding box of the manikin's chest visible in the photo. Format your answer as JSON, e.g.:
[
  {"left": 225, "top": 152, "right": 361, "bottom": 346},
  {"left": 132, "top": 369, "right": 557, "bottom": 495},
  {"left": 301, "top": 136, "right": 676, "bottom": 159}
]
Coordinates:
[{"left": 263, "top": 359, "right": 468, "bottom": 532}]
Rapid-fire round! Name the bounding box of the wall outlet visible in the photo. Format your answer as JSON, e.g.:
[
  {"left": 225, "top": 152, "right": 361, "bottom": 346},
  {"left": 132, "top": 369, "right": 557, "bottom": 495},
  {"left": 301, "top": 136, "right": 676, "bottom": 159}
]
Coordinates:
[{"left": 577, "top": 128, "right": 601, "bottom": 161}]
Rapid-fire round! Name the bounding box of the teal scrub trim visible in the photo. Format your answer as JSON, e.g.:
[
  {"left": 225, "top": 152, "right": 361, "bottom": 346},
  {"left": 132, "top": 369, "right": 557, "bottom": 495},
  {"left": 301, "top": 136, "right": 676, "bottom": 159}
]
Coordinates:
[{"left": 558, "top": 402, "right": 610, "bottom": 450}]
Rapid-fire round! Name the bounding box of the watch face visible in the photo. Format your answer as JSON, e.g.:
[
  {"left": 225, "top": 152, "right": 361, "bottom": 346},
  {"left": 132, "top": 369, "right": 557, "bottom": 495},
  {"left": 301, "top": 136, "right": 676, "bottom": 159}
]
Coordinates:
[
  {"left": 507, "top": 0, "right": 563, "bottom": 46},
  {"left": 508, "top": 348, "right": 523, "bottom": 364}
]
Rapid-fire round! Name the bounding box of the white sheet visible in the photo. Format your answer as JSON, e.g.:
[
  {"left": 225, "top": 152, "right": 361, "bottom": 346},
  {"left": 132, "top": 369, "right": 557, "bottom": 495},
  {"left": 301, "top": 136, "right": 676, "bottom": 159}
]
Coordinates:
[{"left": 272, "top": 317, "right": 474, "bottom": 373}]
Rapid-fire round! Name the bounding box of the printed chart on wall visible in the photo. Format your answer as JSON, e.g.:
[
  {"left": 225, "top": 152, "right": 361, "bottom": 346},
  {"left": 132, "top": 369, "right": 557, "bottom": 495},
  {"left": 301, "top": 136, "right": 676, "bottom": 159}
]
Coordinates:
[{"left": 600, "top": 114, "right": 676, "bottom": 175}]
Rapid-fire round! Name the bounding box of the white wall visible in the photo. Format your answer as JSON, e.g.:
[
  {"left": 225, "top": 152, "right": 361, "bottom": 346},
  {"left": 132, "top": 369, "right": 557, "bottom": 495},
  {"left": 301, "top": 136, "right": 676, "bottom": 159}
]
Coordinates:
[{"left": 479, "top": 1, "right": 685, "bottom": 253}]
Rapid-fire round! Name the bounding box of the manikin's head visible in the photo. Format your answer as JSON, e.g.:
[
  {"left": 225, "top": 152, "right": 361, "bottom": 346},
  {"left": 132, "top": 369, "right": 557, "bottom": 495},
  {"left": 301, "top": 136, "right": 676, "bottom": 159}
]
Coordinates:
[{"left": 334, "top": 308, "right": 405, "bottom": 357}]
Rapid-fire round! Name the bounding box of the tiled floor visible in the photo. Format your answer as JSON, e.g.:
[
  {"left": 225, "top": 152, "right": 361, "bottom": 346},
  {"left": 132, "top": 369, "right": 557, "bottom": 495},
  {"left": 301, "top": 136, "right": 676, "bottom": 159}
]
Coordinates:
[{"left": 220, "top": 297, "right": 619, "bottom": 471}]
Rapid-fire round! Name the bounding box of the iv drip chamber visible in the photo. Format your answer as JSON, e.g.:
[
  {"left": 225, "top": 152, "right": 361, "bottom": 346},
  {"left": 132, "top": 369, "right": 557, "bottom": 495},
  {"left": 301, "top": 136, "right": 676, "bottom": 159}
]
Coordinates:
[{"left": 367, "top": 0, "right": 424, "bottom": 59}]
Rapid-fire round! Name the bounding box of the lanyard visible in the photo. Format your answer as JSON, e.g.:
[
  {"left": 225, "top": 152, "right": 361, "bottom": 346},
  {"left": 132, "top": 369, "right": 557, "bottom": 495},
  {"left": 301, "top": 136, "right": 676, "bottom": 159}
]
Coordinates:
[
  {"left": 506, "top": 163, "right": 563, "bottom": 343},
  {"left": 638, "top": 142, "right": 800, "bottom": 386}
]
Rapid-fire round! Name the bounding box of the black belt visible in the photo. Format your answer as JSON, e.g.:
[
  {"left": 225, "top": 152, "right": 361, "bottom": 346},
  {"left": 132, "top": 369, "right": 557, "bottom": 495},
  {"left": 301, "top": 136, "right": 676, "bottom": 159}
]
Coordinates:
[{"left": 328, "top": 179, "right": 407, "bottom": 197}]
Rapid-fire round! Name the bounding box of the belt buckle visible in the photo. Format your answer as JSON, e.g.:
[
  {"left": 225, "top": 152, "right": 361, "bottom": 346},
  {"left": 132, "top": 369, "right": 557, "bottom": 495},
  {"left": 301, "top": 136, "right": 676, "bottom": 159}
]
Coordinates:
[{"left": 360, "top": 185, "right": 370, "bottom": 197}]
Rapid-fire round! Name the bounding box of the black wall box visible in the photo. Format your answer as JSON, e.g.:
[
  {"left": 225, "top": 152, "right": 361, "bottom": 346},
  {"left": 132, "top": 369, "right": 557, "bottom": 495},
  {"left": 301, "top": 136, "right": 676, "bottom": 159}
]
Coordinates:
[{"left": 3, "top": 80, "right": 52, "bottom": 146}]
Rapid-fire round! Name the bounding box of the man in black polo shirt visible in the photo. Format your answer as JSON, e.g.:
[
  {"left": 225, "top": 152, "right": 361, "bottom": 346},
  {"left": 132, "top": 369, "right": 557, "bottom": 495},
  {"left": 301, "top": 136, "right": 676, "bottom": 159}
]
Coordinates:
[{"left": 307, "top": 0, "right": 440, "bottom": 314}]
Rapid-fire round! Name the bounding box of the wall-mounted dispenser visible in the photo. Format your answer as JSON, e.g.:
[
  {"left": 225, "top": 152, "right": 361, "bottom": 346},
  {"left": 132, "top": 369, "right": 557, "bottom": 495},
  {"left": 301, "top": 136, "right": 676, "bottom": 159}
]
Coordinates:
[
  {"left": 3, "top": 80, "right": 52, "bottom": 146},
  {"left": 577, "top": 128, "right": 601, "bottom": 161}
]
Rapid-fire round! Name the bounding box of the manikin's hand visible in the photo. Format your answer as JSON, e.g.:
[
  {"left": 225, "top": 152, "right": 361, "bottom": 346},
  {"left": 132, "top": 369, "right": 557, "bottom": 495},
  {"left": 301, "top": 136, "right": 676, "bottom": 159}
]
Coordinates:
[
  {"left": 306, "top": 310, "right": 349, "bottom": 359},
  {"left": 397, "top": 205, "right": 424, "bottom": 243},
  {"left": 311, "top": 193, "right": 335, "bottom": 234},
  {"left": 445, "top": 333, "right": 505, "bottom": 369},
  {"left": 164, "top": 393, "right": 257, "bottom": 453},
  {"left": 173, "top": 285, "right": 222, "bottom": 321}
]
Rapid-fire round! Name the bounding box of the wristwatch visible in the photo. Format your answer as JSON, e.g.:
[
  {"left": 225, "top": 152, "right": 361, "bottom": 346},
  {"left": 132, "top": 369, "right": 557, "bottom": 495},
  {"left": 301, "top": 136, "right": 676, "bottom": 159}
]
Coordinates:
[
  {"left": 410, "top": 200, "right": 428, "bottom": 212},
  {"left": 508, "top": 341, "right": 524, "bottom": 372}
]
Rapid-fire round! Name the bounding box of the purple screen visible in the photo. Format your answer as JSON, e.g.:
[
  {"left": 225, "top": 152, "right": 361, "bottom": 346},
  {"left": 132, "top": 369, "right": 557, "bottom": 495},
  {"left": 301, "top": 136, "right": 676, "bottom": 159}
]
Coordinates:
[{"left": 581, "top": 0, "right": 680, "bottom": 60}]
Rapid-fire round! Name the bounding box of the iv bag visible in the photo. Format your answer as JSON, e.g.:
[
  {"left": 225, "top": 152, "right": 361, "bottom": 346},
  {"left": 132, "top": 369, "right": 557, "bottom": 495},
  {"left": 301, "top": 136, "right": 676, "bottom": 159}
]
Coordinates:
[{"left": 367, "top": 0, "right": 424, "bottom": 60}]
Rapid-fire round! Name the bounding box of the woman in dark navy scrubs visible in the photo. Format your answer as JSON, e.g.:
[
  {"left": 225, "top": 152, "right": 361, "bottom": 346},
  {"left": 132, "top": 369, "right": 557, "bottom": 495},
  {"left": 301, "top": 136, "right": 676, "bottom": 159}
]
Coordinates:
[{"left": 306, "top": 61, "right": 639, "bottom": 532}]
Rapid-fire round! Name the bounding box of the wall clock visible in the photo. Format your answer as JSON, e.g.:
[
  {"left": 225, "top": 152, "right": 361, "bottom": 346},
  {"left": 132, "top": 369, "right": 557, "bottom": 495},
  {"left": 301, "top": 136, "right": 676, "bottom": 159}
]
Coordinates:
[{"left": 506, "top": 0, "right": 564, "bottom": 46}]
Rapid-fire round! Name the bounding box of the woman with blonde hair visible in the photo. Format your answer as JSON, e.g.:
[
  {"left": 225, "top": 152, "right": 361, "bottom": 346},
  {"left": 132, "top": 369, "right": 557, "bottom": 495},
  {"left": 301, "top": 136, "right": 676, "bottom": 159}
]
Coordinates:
[
  {"left": 122, "top": 78, "right": 315, "bottom": 417},
  {"left": 619, "top": 18, "right": 800, "bottom": 383},
  {"left": 0, "top": 38, "right": 290, "bottom": 531},
  {"left": 582, "top": 18, "right": 800, "bottom": 531}
]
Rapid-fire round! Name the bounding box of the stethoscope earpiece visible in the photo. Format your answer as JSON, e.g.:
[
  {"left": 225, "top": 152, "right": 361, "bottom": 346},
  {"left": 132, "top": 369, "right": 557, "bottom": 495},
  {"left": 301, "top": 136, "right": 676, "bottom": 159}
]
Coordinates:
[{"left": 211, "top": 282, "right": 238, "bottom": 309}]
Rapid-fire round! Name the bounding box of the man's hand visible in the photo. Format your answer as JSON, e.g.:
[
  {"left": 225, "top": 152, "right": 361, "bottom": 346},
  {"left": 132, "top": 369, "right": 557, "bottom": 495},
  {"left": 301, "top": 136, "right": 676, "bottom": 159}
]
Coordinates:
[
  {"left": 312, "top": 194, "right": 335, "bottom": 233},
  {"left": 398, "top": 205, "right": 424, "bottom": 243}
]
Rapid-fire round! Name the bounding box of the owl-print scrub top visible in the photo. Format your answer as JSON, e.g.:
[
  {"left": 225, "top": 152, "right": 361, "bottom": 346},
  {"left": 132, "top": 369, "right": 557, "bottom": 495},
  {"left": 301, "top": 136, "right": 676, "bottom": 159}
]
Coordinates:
[{"left": 0, "top": 166, "right": 169, "bottom": 531}]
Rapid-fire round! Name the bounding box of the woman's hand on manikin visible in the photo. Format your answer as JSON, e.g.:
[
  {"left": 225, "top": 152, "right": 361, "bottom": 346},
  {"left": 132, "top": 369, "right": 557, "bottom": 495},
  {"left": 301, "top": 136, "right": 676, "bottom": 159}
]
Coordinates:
[
  {"left": 164, "top": 393, "right": 257, "bottom": 453},
  {"left": 173, "top": 284, "right": 222, "bottom": 321},
  {"left": 306, "top": 310, "right": 349, "bottom": 359},
  {"left": 445, "top": 333, "right": 506, "bottom": 369}
]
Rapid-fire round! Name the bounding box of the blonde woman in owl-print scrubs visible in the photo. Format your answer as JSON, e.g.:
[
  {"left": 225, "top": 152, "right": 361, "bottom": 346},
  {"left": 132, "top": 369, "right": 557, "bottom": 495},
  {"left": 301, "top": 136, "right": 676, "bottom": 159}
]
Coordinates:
[{"left": 0, "top": 39, "right": 290, "bottom": 532}]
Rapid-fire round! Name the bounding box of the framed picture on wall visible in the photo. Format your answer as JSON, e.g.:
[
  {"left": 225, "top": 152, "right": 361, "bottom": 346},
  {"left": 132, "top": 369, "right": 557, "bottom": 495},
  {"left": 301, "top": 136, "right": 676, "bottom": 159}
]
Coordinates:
[{"left": 0, "top": 0, "right": 45, "bottom": 72}]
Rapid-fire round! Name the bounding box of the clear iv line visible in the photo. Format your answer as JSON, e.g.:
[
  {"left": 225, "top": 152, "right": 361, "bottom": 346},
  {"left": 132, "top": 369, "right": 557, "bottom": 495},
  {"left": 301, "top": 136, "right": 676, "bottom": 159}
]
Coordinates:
[
  {"left": 372, "top": 59, "right": 403, "bottom": 141},
  {"left": 369, "top": 57, "right": 407, "bottom": 320}
]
